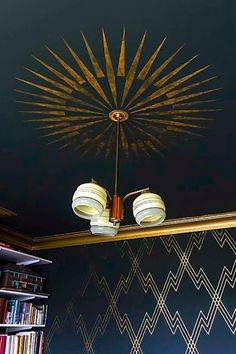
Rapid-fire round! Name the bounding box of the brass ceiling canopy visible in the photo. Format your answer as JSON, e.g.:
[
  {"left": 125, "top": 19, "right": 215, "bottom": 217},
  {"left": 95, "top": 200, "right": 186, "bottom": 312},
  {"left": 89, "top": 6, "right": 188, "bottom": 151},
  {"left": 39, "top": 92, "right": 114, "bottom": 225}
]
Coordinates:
[
  {"left": 16, "top": 29, "right": 221, "bottom": 158},
  {"left": 108, "top": 110, "right": 129, "bottom": 123}
]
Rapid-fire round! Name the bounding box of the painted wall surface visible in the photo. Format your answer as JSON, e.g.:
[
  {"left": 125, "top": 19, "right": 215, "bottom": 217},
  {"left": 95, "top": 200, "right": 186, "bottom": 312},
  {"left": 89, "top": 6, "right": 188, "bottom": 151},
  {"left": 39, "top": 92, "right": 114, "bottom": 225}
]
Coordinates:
[{"left": 39, "top": 228, "right": 236, "bottom": 354}]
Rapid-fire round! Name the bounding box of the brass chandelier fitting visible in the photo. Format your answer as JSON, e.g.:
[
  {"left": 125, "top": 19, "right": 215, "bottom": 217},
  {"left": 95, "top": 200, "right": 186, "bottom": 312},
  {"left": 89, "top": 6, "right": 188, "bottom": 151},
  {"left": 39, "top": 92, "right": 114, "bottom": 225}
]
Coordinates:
[{"left": 72, "top": 110, "right": 166, "bottom": 236}]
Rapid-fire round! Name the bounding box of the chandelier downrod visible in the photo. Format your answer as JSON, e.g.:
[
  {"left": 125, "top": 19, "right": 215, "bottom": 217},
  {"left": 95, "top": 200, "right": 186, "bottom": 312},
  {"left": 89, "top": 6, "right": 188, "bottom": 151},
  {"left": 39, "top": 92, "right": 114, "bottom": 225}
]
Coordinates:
[
  {"left": 114, "top": 115, "right": 121, "bottom": 196},
  {"left": 110, "top": 114, "right": 123, "bottom": 224}
]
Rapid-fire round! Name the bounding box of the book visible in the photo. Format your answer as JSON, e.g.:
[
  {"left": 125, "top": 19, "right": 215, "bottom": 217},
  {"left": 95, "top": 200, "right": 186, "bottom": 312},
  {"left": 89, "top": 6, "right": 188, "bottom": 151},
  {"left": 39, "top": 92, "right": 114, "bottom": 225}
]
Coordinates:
[
  {"left": 4, "top": 336, "right": 11, "bottom": 354},
  {"left": 0, "top": 299, "right": 6, "bottom": 323},
  {"left": 0, "top": 335, "right": 7, "bottom": 354},
  {"left": 39, "top": 332, "right": 44, "bottom": 354},
  {"left": 12, "top": 336, "right": 18, "bottom": 354},
  {"left": 18, "top": 336, "right": 23, "bottom": 354}
]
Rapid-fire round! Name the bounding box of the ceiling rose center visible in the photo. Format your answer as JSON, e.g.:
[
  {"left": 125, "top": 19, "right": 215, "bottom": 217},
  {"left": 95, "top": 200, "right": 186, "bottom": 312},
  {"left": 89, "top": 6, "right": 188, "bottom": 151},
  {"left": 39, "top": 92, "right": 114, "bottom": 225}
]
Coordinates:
[{"left": 108, "top": 109, "right": 129, "bottom": 123}]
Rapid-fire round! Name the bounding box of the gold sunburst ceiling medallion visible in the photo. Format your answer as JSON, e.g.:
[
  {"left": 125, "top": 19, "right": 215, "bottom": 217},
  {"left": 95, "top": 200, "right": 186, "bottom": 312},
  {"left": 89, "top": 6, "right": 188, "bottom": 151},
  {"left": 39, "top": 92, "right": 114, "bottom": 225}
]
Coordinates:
[{"left": 16, "top": 29, "right": 221, "bottom": 158}]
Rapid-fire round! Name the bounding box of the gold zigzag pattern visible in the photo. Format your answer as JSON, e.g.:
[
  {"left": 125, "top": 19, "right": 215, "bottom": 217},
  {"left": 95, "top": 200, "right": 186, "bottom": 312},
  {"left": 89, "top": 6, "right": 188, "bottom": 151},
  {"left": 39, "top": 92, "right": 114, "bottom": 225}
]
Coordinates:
[
  {"left": 45, "top": 229, "right": 236, "bottom": 354},
  {"left": 16, "top": 30, "right": 221, "bottom": 158}
]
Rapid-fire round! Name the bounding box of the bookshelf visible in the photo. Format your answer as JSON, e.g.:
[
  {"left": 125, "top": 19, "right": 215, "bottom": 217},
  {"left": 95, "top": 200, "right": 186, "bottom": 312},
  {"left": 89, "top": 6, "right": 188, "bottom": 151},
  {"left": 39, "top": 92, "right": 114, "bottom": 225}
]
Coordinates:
[
  {"left": 0, "top": 246, "right": 51, "bottom": 352},
  {"left": 0, "top": 324, "right": 45, "bottom": 334},
  {"left": 0, "top": 289, "right": 48, "bottom": 301},
  {"left": 0, "top": 247, "right": 52, "bottom": 266}
]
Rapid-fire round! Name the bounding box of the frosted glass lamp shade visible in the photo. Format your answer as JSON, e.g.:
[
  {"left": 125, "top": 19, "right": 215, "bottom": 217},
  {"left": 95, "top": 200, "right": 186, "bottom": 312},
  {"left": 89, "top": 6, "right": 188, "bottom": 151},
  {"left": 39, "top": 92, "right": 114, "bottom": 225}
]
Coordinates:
[
  {"left": 90, "top": 209, "right": 120, "bottom": 236},
  {"left": 133, "top": 192, "right": 166, "bottom": 227},
  {"left": 72, "top": 182, "right": 107, "bottom": 220}
]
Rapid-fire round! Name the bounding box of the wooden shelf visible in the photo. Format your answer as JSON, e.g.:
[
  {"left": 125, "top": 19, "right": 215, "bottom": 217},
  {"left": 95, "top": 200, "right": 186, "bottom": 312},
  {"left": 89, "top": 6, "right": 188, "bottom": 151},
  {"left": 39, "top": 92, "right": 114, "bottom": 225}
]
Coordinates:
[
  {"left": 0, "top": 324, "right": 46, "bottom": 333},
  {"left": 0, "top": 247, "right": 52, "bottom": 266},
  {"left": 0, "top": 324, "right": 45, "bottom": 328},
  {"left": 0, "top": 289, "right": 49, "bottom": 301}
]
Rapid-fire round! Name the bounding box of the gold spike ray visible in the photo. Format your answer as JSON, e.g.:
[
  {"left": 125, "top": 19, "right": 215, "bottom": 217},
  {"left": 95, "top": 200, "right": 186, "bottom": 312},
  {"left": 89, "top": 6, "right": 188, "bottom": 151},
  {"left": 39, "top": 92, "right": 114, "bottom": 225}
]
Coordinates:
[
  {"left": 129, "top": 66, "right": 210, "bottom": 111},
  {"left": 117, "top": 28, "right": 126, "bottom": 77},
  {"left": 130, "top": 143, "right": 139, "bottom": 157},
  {"left": 120, "top": 124, "right": 129, "bottom": 157},
  {"left": 26, "top": 115, "right": 106, "bottom": 122},
  {"left": 167, "top": 76, "right": 218, "bottom": 98},
  {"left": 56, "top": 96, "right": 105, "bottom": 111},
  {"left": 124, "top": 124, "right": 139, "bottom": 157},
  {"left": 33, "top": 55, "right": 108, "bottom": 108},
  {"left": 132, "top": 120, "right": 167, "bottom": 150},
  {"left": 32, "top": 55, "right": 82, "bottom": 90},
  {"left": 46, "top": 46, "right": 85, "bottom": 85},
  {"left": 20, "top": 111, "right": 65, "bottom": 116},
  {"left": 172, "top": 116, "right": 213, "bottom": 121},
  {"left": 121, "top": 32, "right": 147, "bottom": 106},
  {"left": 81, "top": 32, "right": 105, "bottom": 78},
  {"left": 133, "top": 116, "right": 207, "bottom": 129},
  {"left": 95, "top": 142, "right": 106, "bottom": 157},
  {"left": 131, "top": 88, "right": 221, "bottom": 113},
  {"left": 63, "top": 39, "right": 112, "bottom": 107},
  {"left": 74, "top": 86, "right": 109, "bottom": 109},
  {"left": 146, "top": 139, "right": 164, "bottom": 156},
  {"left": 102, "top": 29, "right": 118, "bottom": 106},
  {"left": 105, "top": 128, "right": 115, "bottom": 158},
  {"left": 17, "top": 78, "right": 105, "bottom": 111},
  {"left": 133, "top": 108, "right": 221, "bottom": 117},
  {"left": 166, "top": 126, "right": 204, "bottom": 137},
  {"left": 137, "top": 139, "right": 150, "bottom": 156},
  {"left": 16, "top": 100, "right": 103, "bottom": 114},
  {"left": 16, "top": 88, "right": 104, "bottom": 111},
  {"left": 36, "top": 123, "right": 70, "bottom": 130},
  {"left": 23, "top": 68, "right": 73, "bottom": 94},
  {"left": 137, "top": 37, "right": 166, "bottom": 80},
  {"left": 173, "top": 99, "right": 219, "bottom": 108},
  {"left": 59, "top": 141, "right": 73, "bottom": 150},
  {"left": 47, "top": 131, "right": 80, "bottom": 145},
  {"left": 154, "top": 55, "right": 198, "bottom": 88},
  {"left": 43, "top": 119, "right": 105, "bottom": 137},
  {"left": 78, "top": 123, "right": 113, "bottom": 158},
  {"left": 73, "top": 132, "right": 90, "bottom": 151},
  {"left": 16, "top": 77, "right": 73, "bottom": 98},
  {"left": 15, "top": 89, "right": 66, "bottom": 104},
  {"left": 126, "top": 45, "right": 183, "bottom": 108}
]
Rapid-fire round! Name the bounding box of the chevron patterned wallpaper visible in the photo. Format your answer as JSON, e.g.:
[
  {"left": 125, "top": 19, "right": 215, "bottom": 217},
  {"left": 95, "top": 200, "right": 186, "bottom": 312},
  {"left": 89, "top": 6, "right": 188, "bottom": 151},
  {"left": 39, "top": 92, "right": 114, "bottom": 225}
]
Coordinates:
[{"left": 40, "top": 228, "right": 236, "bottom": 354}]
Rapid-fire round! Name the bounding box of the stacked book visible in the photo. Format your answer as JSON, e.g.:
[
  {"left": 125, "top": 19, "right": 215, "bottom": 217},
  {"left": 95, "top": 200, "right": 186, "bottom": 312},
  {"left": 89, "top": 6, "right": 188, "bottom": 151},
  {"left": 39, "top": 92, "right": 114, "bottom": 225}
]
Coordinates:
[
  {"left": 0, "top": 299, "right": 48, "bottom": 325},
  {"left": 0, "top": 332, "right": 44, "bottom": 354}
]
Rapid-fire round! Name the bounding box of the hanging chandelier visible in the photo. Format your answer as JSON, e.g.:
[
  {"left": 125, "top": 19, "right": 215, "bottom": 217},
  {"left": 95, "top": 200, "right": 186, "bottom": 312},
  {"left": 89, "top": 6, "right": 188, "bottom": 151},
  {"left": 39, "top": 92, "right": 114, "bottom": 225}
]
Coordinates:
[
  {"left": 16, "top": 29, "right": 220, "bottom": 236},
  {"left": 72, "top": 109, "right": 166, "bottom": 236}
]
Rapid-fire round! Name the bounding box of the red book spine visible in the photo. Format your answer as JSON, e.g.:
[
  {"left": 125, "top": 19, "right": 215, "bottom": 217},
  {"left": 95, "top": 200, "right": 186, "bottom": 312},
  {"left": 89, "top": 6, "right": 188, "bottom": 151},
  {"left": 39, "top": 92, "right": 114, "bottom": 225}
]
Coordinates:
[
  {"left": 0, "top": 336, "right": 6, "bottom": 354},
  {"left": 0, "top": 299, "right": 5, "bottom": 323},
  {"left": 2, "top": 301, "right": 8, "bottom": 324}
]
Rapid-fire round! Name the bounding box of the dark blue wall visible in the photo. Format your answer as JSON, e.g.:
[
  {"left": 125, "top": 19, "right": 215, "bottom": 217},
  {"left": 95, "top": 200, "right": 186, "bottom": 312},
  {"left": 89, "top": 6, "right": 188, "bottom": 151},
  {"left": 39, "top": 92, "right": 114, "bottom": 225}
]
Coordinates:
[{"left": 40, "top": 228, "right": 236, "bottom": 354}]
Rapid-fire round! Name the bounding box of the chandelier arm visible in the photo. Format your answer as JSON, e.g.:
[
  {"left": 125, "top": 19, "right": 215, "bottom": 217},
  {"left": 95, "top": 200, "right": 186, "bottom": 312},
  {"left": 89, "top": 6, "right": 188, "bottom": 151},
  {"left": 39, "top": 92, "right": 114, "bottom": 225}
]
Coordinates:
[
  {"left": 105, "top": 188, "right": 112, "bottom": 201},
  {"left": 122, "top": 188, "right": 150, "bottom": 204}
]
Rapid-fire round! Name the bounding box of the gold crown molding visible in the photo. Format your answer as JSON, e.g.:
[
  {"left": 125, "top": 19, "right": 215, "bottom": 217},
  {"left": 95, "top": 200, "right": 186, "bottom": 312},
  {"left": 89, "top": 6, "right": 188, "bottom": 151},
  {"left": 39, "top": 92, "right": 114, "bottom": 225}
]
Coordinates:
[
  {"left": 0, "top": 224, "right": 32, "bottom": 250},
  {"left": 2, "top": 212, "right": 235, "bottom": 251},
  {"left": 31, "top": 211, "right": 236, "bottom": 250}
]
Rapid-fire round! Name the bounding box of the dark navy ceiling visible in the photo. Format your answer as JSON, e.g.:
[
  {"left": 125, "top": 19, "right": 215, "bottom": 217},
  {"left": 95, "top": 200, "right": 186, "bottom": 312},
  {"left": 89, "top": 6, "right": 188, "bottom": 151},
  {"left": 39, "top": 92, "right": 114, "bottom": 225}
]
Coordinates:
[{"left": 0, "top": 0, "right": 236, "bottom": 236}]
